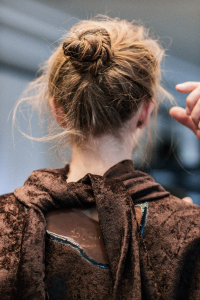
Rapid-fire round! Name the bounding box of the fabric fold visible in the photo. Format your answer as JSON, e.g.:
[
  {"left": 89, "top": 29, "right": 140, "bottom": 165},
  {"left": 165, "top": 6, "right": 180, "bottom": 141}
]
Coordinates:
[{"left": 89, "top": 174, "right": 163, "bottom": 299}]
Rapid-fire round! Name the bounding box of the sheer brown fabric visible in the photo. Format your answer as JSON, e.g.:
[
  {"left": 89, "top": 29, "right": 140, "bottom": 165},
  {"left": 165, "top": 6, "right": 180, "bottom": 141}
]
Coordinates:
[{"left": 46, "top": 208, "right": 109, "bottom": 264}]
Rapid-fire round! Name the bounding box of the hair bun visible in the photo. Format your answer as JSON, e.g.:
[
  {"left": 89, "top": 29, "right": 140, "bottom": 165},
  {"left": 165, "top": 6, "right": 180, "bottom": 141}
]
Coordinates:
[{"left": 63, "top": 26, "right": 113, "bottom": 75}]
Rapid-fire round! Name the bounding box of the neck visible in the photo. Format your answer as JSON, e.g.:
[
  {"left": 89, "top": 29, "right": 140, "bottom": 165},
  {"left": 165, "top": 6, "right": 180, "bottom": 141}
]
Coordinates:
[{"left": 66, "top": 133, "right": 135, "bottom": 183}]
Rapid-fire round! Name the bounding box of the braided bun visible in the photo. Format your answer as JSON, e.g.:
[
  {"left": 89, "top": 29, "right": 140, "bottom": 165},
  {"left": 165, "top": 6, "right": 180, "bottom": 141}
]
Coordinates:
[{"left": 63, "top": 27, "right": 113, "bottom": 76}]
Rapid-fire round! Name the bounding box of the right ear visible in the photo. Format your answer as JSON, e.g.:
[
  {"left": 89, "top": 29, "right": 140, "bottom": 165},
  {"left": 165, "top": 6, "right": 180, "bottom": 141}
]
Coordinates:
[
  {"left": 50, "top": 98, "right": 66, "bottom": 127},
  {"left": 136, "top": 99, "right": 154, "bottom": 129}
]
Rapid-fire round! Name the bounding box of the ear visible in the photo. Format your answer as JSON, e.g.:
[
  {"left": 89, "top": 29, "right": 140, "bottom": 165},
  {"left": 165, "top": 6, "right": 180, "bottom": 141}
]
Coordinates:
[
  {"left": 51, "top": 98, "right": 66, "bottom": 127},
  {"left": 137, "top": 100, "right": 154, "bottom": 128}
]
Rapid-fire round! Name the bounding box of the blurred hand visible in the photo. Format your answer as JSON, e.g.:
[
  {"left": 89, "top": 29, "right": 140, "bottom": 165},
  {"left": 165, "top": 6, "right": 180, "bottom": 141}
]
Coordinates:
[
  {"left": 169, "top": 82, "right": 200, "bottom": 141},
  {"left": 182, "top": 197, "right": 193, "bottom": 204}
]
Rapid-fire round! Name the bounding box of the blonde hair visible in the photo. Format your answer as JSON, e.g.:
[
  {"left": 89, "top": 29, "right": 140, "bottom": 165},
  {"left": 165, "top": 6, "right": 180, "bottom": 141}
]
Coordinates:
[{"left": 14, "top": 16, "right": 171, "bottom": 147}]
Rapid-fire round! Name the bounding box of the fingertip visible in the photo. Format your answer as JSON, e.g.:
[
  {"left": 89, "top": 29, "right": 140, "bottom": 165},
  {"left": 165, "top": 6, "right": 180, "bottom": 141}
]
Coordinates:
[
  {"left": 182, "top": 197, "right": 193, "bottom": 204},
  {"left": 176, "top": 81, "right": 200, "bottom": 93},
  {"left": 169, "top": 106, "right": 179, "bottom": 116},
  {"left": 176, "top": 83, "right": 186, "bottom": 90}
]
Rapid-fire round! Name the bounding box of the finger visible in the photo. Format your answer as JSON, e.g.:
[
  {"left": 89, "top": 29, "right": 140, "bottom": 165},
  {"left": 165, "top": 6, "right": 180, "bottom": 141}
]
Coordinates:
[
  {"left": 185, "top": 86, "right": 200, "bottom": 115},
  {"left": 182, "top": 197, "right": 193, "bottom": 204},
  {"left": 169, "top": 107, "right": 200, "bottom": 141},
  {"left": 190, "top": 98, "right": 200, "bottom": 128},
  {"left": 176, "top": 81, "right": 200, "bottom": 93},
  {"left": 169, "top": 107, "right": 196, "bottom": 131}
]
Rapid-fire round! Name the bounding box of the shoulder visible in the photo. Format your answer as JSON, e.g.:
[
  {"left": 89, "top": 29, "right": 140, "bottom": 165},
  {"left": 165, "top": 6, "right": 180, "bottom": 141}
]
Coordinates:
[
  {"left": 0, "top": 193, "right": 25, "bottom": 297},
  {"left": 0, "top": 192, "right": 25, "bottom": 250},
  {"left": 148, "top": 194, "right": 200, "bottom": 226},
  {"left": 0, "top": 192, "right": 25, "bottom": 216},
  {"left": 0, "top": 191, "right": 23, "bottom": 206},
  {"left": 0, "top": 192, "right": 25, "bottom": 241},
  {"left": 145, "top": 194, "right": 200, "bottom": 249}
]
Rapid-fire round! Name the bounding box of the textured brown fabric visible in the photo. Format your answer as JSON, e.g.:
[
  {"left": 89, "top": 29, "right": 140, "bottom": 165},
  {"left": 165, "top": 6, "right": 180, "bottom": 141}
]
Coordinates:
[
  {"left": 1, "top": 160, "right": 200, "bottom": 299},
  {"left": 0, "top": 193, "right": 25, "bottom": 299},
  {"left": 45, "top": 237, "right": 113, "bottom": 299}
]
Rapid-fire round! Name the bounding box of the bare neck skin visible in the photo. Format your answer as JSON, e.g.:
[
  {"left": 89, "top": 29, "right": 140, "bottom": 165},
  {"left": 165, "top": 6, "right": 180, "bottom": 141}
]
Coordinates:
[{"left": 67, "top": 122, "right": 140, "bottom": 183}]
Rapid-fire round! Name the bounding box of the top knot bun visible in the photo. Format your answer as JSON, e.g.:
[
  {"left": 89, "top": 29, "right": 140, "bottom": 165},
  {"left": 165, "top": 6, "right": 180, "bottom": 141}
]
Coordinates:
[{"left": 63, "top": 26, "right": 113, "bottom": 76}]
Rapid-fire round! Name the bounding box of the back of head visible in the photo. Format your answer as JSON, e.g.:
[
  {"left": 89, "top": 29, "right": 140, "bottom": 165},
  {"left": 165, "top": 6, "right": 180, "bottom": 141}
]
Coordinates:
[{"left": 17, "top": 17, "right": 170, "bottom": 146}]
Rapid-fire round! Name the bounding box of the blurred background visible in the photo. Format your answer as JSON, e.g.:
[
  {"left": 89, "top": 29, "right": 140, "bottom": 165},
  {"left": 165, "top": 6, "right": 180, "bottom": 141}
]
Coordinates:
[{"left": 0, "top": 0, "right": 200, "bottom": 202}]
